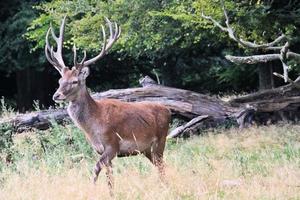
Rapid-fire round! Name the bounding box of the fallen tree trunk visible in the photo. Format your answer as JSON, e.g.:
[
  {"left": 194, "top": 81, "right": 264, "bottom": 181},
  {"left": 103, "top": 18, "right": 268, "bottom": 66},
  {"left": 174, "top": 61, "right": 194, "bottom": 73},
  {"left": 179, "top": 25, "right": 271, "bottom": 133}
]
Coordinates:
[
  {"left": 229, "top": 82, "right": 300, "bottom": 123},
  {"left": 229, "top": 83, "right": 300, "bottom": 110},
  {"left": 0, "top": 83, "right": 242, "bottom": 133},
  {"left": 1, "top": 77, "right": 300, "bottom": 135}
]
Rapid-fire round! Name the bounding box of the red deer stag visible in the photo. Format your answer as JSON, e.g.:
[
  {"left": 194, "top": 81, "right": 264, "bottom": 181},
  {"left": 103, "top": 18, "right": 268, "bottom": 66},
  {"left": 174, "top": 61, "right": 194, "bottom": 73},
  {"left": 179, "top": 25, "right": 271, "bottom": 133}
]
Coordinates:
[{"left": 45, "top": 16, "right": 171, "bottom": 188}]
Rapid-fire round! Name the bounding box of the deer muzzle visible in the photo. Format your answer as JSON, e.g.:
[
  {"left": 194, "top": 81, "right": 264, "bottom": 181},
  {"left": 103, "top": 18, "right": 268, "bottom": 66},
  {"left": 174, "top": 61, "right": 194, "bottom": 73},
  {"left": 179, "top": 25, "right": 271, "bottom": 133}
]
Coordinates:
[{"left": 52, "top": 92, "right": 66, "bottom": 102}]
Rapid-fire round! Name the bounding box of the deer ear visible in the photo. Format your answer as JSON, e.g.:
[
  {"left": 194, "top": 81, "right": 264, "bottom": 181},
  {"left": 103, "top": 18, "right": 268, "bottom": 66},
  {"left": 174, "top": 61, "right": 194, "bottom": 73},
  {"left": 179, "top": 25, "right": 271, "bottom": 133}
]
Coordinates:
[{"left": 79, "top": 67, "right": 90, "bottom": 79}]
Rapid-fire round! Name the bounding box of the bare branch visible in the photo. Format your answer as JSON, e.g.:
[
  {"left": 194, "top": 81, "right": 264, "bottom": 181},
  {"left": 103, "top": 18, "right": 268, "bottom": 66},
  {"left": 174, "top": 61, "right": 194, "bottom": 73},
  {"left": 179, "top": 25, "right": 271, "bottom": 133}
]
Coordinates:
[
  {"left": 226, "top": 52, "right": 300, "bottom": 65},
  {"left": 168, "top": 115, "right": 209, "bottom": 138},
  {"left": 279, "top": 42, "right": 290, "bottom": 82},
  {"left": 201, "top": 0, "right": 300, "bottom": 87},
  {"left": 225, "top": 54, "right": 281, "bottom": 64},
  {"left": 227, "top": 50, "right": 300, "bottom": 85},
  {"left": 201, "top": 0, "right": 286, "bottom": 50},
  {"left": 273, "top": 72, "right": 300, "bottom": 90},
  {"left": 239, "top": 35, "right": 286, "bottom": 50},
  {"left": 287, "top": 52, "right": 300, "bottom": 62},
  {"left": 273, "top": 72, "right": 294, "bottom": 84},
  {"left": 227, "top": 42, "right": 296, "bottom": 84},
  {"left": 201, "top": 12, "right": 228, "bottom": 32}
]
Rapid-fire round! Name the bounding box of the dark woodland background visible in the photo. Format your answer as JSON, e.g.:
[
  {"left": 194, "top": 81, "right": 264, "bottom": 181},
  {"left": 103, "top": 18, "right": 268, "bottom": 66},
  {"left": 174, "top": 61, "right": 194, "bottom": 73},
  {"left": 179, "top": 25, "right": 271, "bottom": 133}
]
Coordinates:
[{"left": 1, "top": 0, "right": 300, "bottom": 112}]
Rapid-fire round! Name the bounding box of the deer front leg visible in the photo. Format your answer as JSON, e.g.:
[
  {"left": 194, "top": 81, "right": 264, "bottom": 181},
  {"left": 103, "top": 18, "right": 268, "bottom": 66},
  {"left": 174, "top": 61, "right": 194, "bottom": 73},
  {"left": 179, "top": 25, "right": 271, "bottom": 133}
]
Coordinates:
[{"left": 93, "top": 145, "right": 117, "bottom": 186}]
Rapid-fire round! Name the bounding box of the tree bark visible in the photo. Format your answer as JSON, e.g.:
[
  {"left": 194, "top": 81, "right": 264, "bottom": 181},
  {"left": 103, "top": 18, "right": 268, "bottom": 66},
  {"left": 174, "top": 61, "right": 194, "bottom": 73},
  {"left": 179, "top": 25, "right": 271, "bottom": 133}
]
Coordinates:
[
  {"left": 16, "top": 68, "right": 51, "bottom": 112},
  {"left": 0, "top": 83, "right": 244, "bottom": 133},
  {"left": 2, "top": 78, "right": 300, "bottom": 135},
  {"left": 168, "top": 115, "right": 209, "bottom": 138},
  {"left": 159, "top": 57, "right": 180, "bottom": 87},
  {"left": 258, "top": 62, "right": 274, "bottom": 90}
]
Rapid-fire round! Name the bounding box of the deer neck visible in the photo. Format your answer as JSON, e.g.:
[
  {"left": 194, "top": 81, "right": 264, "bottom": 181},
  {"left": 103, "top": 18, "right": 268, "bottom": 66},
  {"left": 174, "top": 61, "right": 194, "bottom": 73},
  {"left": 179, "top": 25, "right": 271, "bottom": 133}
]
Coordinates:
[{"left": 67, "top": 86, "right": 98, "bottom": 129}]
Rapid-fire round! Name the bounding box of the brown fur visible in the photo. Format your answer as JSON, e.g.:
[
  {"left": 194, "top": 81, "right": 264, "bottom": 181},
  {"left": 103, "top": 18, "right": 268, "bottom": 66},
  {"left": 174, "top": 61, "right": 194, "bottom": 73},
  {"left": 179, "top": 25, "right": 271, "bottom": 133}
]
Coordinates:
[
  {"left": 53, "top": 67, "right": 171, "bottom": 188},
  {"left": 45, "top": 17, "right": 170, "bottom": 192}
]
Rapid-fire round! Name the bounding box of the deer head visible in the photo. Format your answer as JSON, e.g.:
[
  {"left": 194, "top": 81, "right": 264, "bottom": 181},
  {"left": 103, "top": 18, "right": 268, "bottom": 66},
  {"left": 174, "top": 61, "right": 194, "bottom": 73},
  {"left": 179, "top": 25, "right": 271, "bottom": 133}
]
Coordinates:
[{"left": 45, "top": 16, "right": 121, "bottom": 102}]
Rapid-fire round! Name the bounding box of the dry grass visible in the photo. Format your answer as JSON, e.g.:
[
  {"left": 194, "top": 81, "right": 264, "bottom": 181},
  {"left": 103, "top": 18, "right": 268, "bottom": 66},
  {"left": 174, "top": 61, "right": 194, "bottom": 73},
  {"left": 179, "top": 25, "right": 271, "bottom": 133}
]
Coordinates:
[{"left": 0, "top": 124, "right": 300, "bottom": 199}]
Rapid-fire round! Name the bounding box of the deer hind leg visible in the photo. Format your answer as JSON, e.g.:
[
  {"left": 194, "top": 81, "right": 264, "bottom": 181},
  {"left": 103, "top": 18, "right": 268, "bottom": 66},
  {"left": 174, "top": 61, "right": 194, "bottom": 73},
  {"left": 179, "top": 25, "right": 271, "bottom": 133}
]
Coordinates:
[{"left": 143, "top": 137, "right": 167, "bottom": 181}]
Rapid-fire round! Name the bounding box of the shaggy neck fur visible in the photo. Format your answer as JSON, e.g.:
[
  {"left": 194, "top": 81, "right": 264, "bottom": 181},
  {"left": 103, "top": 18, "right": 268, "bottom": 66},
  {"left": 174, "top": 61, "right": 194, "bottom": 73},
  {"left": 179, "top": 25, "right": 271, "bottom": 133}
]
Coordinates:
[{"left": 67, "top": 85, "right": 98, "bottom": 130}]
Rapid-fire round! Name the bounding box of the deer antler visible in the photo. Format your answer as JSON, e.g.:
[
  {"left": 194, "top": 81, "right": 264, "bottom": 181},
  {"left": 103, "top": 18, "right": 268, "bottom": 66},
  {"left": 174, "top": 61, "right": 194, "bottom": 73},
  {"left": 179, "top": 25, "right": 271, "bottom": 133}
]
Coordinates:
[
  {"left": 76, "top": 17, "right": 121, "bottom": 69},
  {"left": 45, "top": 16, "right": 67, "bottom": 75},
  {"left": 73, "top": 44, "right": 87, "bottom": 67},
  {"left": 46, "top": 16, "right": 121, "bottom": 73}
]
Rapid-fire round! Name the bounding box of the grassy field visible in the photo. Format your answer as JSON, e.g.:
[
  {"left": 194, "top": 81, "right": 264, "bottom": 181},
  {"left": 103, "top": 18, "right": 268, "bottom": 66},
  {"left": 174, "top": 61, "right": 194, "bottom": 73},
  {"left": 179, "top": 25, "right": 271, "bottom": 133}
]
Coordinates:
[{"left": 0, "top": 122, "right": 300, "bottom": 199}]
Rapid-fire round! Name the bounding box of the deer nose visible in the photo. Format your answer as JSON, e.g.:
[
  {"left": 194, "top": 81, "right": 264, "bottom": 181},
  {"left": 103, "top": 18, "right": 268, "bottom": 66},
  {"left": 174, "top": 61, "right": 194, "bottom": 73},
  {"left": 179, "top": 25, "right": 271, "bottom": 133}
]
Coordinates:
[{"left": 53, "top": 92, "right": 62, "bottom": 101}]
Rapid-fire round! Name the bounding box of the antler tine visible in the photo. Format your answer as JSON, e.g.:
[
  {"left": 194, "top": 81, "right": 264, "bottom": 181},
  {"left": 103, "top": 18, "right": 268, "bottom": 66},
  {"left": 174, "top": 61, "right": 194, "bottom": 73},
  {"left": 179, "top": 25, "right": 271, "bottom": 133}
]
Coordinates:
[
  {"left": 73, "top": 43, "right": 88, "bottom": 69},
  {"left": 45, "top": 28, "right": 52, "bottom": 51},
  {"left": 104, "top": 18, "right": 120, "bottom": 50},
  {"left": 50, "top": 23, "right": 59, "bottom": 43},
  {"left": 80, "top": 50, "right": 87, "bottom": 65},
  {"left": 73, "top": 44, "right": 77, "bottom": 66},
  {"left": 44, "top": 16, "right": 67, "bottom": 74},
  {"left": 117, "top": 26, "right": 121, "bottom": 39},
  {"left": 45, "top": 28, "right": 56, "bottom": 65},
  {"left": 75, "top": 50, "right": 88, "bottom": 71},
  {"left": 106, "top": 17, "right": 114, "bottom": 40},
  {"left": 114, "top": 22, "right": 120, "bottom": 39},
  {"left": 45, "top": 40, "right": 63, "bottom": 75},
  {"left": 83, "top": 24, "right": 107, "bottom": 66},
  {"left": 45, "top": 43, "right": 63, "bottom": 74},
  {"left": 55, "top": 16, "right": 67, "bottom": 68},
  {"left": 83, "top": 17, "right": 120, "bottom": 66},
  {"left": 50, "top": 46, "right": 60, "bottom": 64}
]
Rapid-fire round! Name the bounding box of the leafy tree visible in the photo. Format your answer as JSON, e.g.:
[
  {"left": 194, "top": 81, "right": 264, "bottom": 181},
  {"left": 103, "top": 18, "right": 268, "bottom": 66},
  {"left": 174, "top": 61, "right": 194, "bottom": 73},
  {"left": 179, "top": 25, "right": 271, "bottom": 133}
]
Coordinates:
[
  {"left": 27, "top": 0, "right": 254, "bottom": 91},
  {"left": 0, "top": 1, "right": 55, "bottom": 111},
  {"left": 193, "top": 0, "right": 300, "bottom": 89},
  {"left": 2, "top": 0, "right": 299, "bottom": 111}
]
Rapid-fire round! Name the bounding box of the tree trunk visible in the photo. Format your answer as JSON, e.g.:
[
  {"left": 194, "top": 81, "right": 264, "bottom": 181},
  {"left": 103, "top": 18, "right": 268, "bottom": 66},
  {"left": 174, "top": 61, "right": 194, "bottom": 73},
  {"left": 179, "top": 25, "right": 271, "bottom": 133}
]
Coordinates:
[
  {"left": 160, "top": 57, "right": 179, "bottom": 87},
  {"left": 16, "top": 67, "right": 51, "bottom": 112},
  {"left": 258, "top": 62, "right": 274, "bottom": 90}
]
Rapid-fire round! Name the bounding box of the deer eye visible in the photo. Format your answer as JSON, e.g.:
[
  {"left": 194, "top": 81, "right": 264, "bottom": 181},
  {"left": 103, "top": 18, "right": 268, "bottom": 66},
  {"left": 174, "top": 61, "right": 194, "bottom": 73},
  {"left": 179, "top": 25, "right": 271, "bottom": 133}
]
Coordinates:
[{"left": 71, "top": 81, "right": 78, "bottom": 84}]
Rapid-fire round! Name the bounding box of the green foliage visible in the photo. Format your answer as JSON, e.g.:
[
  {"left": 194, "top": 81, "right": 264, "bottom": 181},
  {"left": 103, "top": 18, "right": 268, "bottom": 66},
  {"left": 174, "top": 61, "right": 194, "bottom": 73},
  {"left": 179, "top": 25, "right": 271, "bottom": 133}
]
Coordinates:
[
  {"left": 0, "top": 124, "right": 13, "bottom": 154},
  {"left": 25, "top": 0, "right": 298, "bottom": 92},
  {"left": 0, "top": 97, "right": 15, "bottom": 118},
  {"left": 0, "top": 98, "right": 15, "bottom": 167},
  {"left": 0, "top": 2, "right": 45, "bottom": 73},
  {"left": 0, "top": 0, "right": 299, "bottom": 98},
  {"left": 14, "top": 123, "right": 94, "bottom": 170}
]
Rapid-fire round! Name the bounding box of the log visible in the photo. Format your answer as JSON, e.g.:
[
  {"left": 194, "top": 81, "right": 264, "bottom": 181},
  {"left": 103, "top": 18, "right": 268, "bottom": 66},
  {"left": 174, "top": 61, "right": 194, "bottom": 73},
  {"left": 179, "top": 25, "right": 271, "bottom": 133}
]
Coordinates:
[
  {"left": 2, "top": 77, "right": 300, "bottom": 135},
  {"left": 0, "top": 83, "right": 241, "bottom": 133},
  {"left": 229, "top": 83, "right": 300, "bottom": 112},
  {"left": 229, "top": 83, "right": 300, "bottom": 123},
  {"left": 0, "top": 108, "right": 69, "bottom": 132},
  {"left": 92, "top": 85, "right": 236, "bottom": 118}
]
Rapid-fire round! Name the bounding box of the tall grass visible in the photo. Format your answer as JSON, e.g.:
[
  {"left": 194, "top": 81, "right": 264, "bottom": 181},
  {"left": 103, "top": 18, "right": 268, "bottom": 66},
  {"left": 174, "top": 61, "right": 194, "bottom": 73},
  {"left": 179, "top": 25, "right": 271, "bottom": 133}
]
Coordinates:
[
  {"left": 0, "top": 122, "right": 300, "bottom": 199},
  {"left": 0, "top": 97, "right": 16, "bottom": 120}
]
